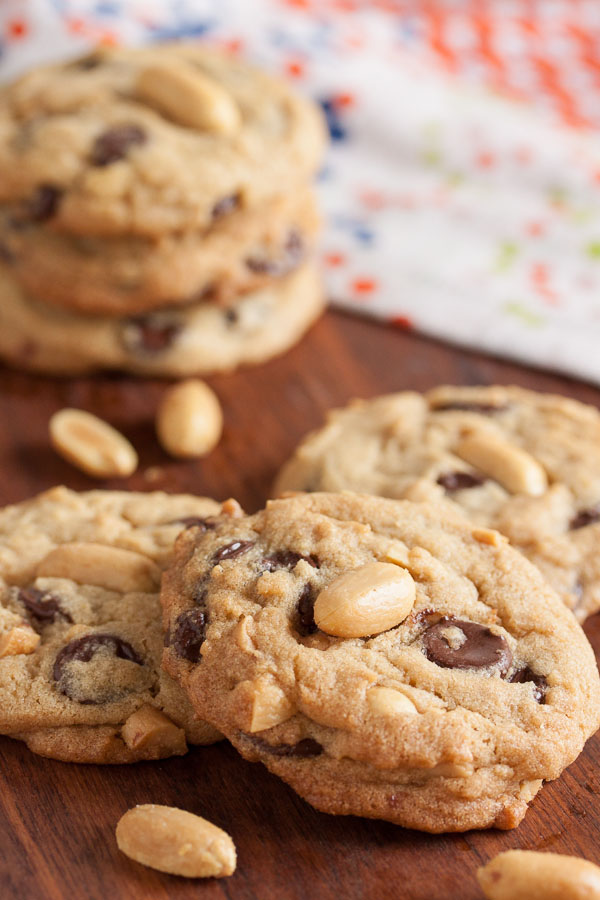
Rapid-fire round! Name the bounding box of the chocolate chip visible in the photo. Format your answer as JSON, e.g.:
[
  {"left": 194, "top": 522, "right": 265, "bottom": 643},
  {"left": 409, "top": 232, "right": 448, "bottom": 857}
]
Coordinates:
[
  {"left": 121, "top": 313, "right": 182, "bottom": 354},
  {"left": 295, "top": 584, "right": 317, "bottom": 637},
  {"left": 436, "top": 471, "right": 486, "bottom": 492},
  {"left": 171, "top": 608, "right": 207, "bottom": 663},
  {"left": 27, "top": 185, "right": 62, "bottom": 222},
  {"left": 431, "top": 401, "right": 507, "bottom": 414},
  {"left": 245, "top": 229, "right": 304, "bottom": 277},
  {"left": 53, "top": 634, "right": 143, "bottom": 704},
  {"left": 422, "top": 616, "right": 512, "bottom": 675},
  {"left": 171, "top": 516, "right": 217, "bottom": 531},
  {"left": 250, "top": 736, "right": 323, "bottom": 757},
  {"left": 91, "top": 125, "right": 147, "bottom": 166},
  {"left": 212, "top": 540, "right": 255, "bottom": 563},
  {"left": 262, "top": 551, "right": 319, "bottom": 572},
  {"left": 570, "top": 506, "right": 600, "bottom": 530},
  {"left": 0, "top": 241, "right": 14, "bottom": 263},
  {"left": 19, "top": 587, "right": 72, "bottom": 625},
  {"left": 224, "top": 308, "right": 239, "bottom": 326},
  {"left": 211, "top": 194, "right": 240, "bottom": 221},
  {"left": 509, "top": 667, "right": 548, "bottom": 703},
  {"left": 73, "top": 54, "right": 102, "bottom": 70}
]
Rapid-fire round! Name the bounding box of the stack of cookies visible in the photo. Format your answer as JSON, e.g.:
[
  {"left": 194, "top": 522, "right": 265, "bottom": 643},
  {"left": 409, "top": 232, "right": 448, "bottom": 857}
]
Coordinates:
[{"left": 0, "top": 44, "right": 326, "bottom": 376}]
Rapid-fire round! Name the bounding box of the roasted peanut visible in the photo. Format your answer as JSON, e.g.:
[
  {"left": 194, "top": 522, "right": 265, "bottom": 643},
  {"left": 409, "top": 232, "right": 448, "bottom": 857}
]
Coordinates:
[
  {"left": 156, "top": 379, "right": 223, "bottom": 459},
  {"left": 368, "top": 686, "right": 418, "bottom": 716},
  {"left": 121, "top": 705, "right": 187, "bottom": 756},
  {"left": 0, "top": 625, "right": 40, "bottom": 658},
  {"left": 232, "top": 677, "right": 295, "bottom": 732},
  {"left": 477, "top": 850, "right": 600, "bottom": 900},
  {"left": 37, "top": 543, "right": 160, "bottom": 593},
  {"left": 137, "top": 62, "right": 241, "bottom": 134},
  {"left": 49, "top": 408, "right": 137, "bottom": 479},
  {"left": 116, "top": 804, "right": 236, "bottom": 878},
  {"left": 314, "top": 562, "right": 416, "bottom": 638},
  {"left": 456, "top": 431, "right": 547, "bottom": 496}
]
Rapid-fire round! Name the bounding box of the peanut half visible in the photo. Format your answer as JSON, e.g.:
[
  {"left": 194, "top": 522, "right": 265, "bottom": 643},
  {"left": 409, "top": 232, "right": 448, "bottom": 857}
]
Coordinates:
[
  {"left": 49, "top": 408, "right": 137, "bottom": 479},
  {"left": 314, "top": 562, "right": 416, "bottom": 638},
  {"left": 456, "top": 431, "right": 547, "bottom": 496},
  {"left": 137, "top": 62, "right": 241, "bottom": 134},
  {"left": 367, "top": 686, "right": 418, "bottom": 717},
  {"left": 116, "top": 805, "right": 236, "bottom": 878},
  {"left": 156, "top": 379, "right": 223, "bottom": 460},
  {"left": 478, "top": 850, "right": 600, "bottom": 900},
  {"left": 232, "top": 677, "right": 296, "bottom": 733},
  {"left": 37, "top": 543, "right": 160, "bottom": 593},
  {"left": 121, "top": 705, "right": 187, "bottom": 757}
]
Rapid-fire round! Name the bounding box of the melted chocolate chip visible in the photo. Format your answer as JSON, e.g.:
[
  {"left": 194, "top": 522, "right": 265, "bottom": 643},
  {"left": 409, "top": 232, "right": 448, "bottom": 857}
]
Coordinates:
[
  {"left": 212, "top": 540, "right": 255, "bottom": 563},
  {"left": 122, "top": 314, "right": 182, "bottom": 354},
  {"left": 509, "top": 667, "right": 548, "bottom": 703},
  {"left": 432, "top": 402, "right": 507, "bottom": 414},
  {"left": 245, "top": 229, "right": 304, "bottom": 277},
  {"left": 19, "top": 587, "right": 72, "bottom": 625},
  {"left": 295, "top": 584, "right": 317, "bottom": 637},
  {"left": 91, "top": 125, "right": 147, "bottom": 166},
  {"left": 224, "top": 308, "right": 239, "bottom": 326},
  {"left": 422, "top": 616, "right": 512, "bottom": 675},
  {"left": 212, "top": 194, "right": 241, "bottom": 220},
  {"left": 570, "top": 506, "right": 600, "bottom": 530},
  {"left": 27, "top": 185, "right": 62, "bottom": 222},
  {"left": 172, "top": 516, "right": 217, "bottom": 531},
  {"left": 171, "top": 608, "right": 207, "bottom": 663},
  {"left": 436, "top": 471, "right": 486, "bottom": 492},
  {"left": 262, "top": 551, "right": 319, "bottom": 572},
  {"left": 250, "top": 736, "right": 323, "bottom": 757},
  {"left": 53, "top": 634, "right": 143, "bottom": 703}
]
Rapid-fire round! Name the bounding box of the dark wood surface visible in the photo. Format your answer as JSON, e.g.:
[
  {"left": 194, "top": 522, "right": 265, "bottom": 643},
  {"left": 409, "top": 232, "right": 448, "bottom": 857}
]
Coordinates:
[{"left": 1, "top": 310, "right": 600, "bottom": 900}]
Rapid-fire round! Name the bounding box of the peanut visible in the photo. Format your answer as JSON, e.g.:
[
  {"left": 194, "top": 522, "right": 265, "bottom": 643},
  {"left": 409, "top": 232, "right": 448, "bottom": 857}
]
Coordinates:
[
  {"left": 156, "top": 379, "right": 223, "bottom": 460},
  {"left": 456, "top": 431, "right": 547, "bottom": 496},
  {"left": 37, "top": 543, "right": 160, "bottom": 593},
  {"left": 121, "top": 705, "right": 187, "bottom": 756},
  {"left": 367, "top": 686, "right": 418, "bottom": 716},
  {"left": 137, "top": 62, "right": 241, "bottom": 134},
  {"left": 116, "top": 805, "right": 236, "bottom": 878},
  {"left": 232, "top": 677, "right": 295, "bottom": 733},
  {"left": 477, "top": 850, "right": 600, "bottom": 900},
  {"left": 0, "top": 625, "right": 40, "bottom": 658},
  {"left": 314, "top": 562, "right": 416, "bottom": 638},
  {"left": 49, "top": 408, "right": 137, "bottom": 479}
]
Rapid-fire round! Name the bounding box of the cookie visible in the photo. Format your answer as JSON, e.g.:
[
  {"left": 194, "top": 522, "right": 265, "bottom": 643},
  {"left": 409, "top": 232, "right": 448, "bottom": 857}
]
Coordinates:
[
  {"left": 1, "top": 188, "right": 320, "bottom": 317},
  {"left": 0, "top": 486, "right": 229, "bottom": 764},
  {"left": 161, "top": 492, "right": 600, "bottom": 833},
  {"left": 0, "top": 44, "right": 326, "bottom": 237},
  {"left": 275, "top": 386, "right": 600, "bottom": 621},
  {"left": 0, "top": 259, "right": 324, "bottom": 376}
]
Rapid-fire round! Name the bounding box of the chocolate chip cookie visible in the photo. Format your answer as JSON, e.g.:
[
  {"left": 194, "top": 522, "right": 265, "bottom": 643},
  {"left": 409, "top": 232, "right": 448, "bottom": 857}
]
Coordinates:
[
  {"left": 0, "top": 259, "right": 324, "bottom": 376},
  {"left": 0, "top": 486, "right": 229, "bottom": 763},
  {"left": 161, "top": 492, "right": 600, "bottom": 833},
  {"left": 275, "top": 386, "right": 600, "bottom": 621},
  {"left": 0, "top": 44, "right": 326, "bottom": 237}
]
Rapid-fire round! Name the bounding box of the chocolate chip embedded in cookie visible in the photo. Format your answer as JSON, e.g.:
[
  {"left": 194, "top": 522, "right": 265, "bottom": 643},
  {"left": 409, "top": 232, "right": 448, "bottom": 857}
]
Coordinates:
[
  {"left": 274, "top": 386, "right": 600, "bottom": 621},
  {"left": 161, "top": 492, "right": 600, "bottom": 833},
  {"left": 0, "top": 486, "right": 225, "bottom": 763}
]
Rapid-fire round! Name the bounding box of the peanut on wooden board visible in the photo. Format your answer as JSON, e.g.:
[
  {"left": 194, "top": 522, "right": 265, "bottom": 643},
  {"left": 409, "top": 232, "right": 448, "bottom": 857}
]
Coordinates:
[
  {"left": 49, "top": 409, "right": 138, "bottom": 479},
  {"left": 313, "top": 562, "right": 416, "bottom": 638},
  {"left": 156, "top": 379, "right": 223, "bottom": 459},
  {"left": 116, "top": 805, "right": 236, "bottom": 878},
  {"left": 477, "top": 850, "right": 600, "bottom": 900}
]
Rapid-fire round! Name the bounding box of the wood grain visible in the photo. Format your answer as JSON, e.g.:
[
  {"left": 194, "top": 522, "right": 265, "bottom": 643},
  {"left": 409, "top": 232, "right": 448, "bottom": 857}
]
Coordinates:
[{"left": 1, "top": 310, "right": 599, "bottom": 900}]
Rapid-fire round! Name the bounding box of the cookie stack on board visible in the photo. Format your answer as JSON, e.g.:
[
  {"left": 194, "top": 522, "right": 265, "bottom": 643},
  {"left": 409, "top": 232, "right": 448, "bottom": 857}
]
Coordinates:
[{"left": 0, "top": 44, "right": 326, "bottom": 376}]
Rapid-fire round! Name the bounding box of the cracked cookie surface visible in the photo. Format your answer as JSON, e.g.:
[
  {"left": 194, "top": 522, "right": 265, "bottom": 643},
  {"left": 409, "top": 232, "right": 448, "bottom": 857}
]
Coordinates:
[
  {"left": 0, "top": 486, "right": 224, "bottom": 763},
  {"left": 161, "top": 491, "right": 600, "bottom": 833},
  {"left": 275, "top": 386, "right": 600, "bottom": 621}
]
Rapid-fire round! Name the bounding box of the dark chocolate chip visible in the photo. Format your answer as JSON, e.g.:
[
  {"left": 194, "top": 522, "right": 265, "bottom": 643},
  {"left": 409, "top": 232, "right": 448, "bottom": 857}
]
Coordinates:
[
  {"left": 27, "top": 185, "right": 62, "bottom": 222},
  {"left": 436, "top": 471, "right": 486, "bottom": 492},
  {"left": 171, "top": 608, "right": 207, "bottom": 663},
  {"left": 250, "top": 736, "right": 323, "bottom": 757},
  {"left": 53, "top": 633, "right": 143, "bottom": 704},
  {"left": 295, "top": 583, "right": 317, "bottom": 637},
  {"left": 0, "top": 241, "right": 14, "bottom": 263},
  {"left": 212, "top": 540, "right": 255, "bottom": 563},
  {"left": 211, "top": 194, "right": 240, "bottom": 221},
  {"left": 245, "top": 229, "right": 304, "bottom": 277},
  {"left": 73, "top": 54, "right": 102, "bottom": 70},
  {"left": 121, "top": 314, "right": 182, "bottom": 354},
  {"left": 171, "top": 516, "right": 218, "bottom": 531},
  {"left": 570, "top": 506, "right": 600, "bottom": 530},
  {"left": 91, "top": 124, "right": 147, "bottom": 166},
  {"left": 431, "top": 401, "right": 507, "bottom": 414},
  {"left": 261, "top": 551, "right": 319, "bottom": 572},
  {"left": 509, "top": 667, "right": 548, "bottom": 703},
  {"left": 422, "top": 616, "right": 512, "bottom": 675},
  {"left": 224, "top": 308, "right": 239, "bottom": 326},
  {"left": 19, "top": 586, "right": 72, "bottom": 625}
]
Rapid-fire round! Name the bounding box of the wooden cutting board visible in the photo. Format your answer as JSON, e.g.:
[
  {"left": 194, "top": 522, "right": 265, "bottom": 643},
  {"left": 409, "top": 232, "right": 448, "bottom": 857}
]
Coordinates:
[{"left": 1, "top": 310, "right": 599, "bottom": 900}]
